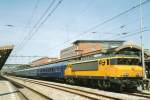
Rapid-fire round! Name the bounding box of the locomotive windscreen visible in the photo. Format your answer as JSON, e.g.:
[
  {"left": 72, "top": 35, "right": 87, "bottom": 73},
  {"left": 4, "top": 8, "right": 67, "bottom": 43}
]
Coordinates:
[
  {"left": 110, "top": 58, "right": 140, "bottom": 65},
  {"left": 72, "top": 61, "right": 98, "bottom": 71}
]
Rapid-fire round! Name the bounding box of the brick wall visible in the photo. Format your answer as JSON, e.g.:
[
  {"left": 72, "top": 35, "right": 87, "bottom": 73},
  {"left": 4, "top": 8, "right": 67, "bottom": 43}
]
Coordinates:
[{"left": 77, "top": 42, "right": 101, "bottom": 54}]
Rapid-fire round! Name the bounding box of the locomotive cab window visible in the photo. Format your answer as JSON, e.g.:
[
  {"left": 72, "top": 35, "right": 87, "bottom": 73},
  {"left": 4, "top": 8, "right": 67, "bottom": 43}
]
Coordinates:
[{"left": 110, "top": 58, "right": 140, "bottom": 65}]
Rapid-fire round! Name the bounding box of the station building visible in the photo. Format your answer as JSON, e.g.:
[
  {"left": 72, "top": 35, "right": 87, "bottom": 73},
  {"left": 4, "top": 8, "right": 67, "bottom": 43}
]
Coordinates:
[{"left": 60, "top": 40, "right": 124, "bottom": 59}]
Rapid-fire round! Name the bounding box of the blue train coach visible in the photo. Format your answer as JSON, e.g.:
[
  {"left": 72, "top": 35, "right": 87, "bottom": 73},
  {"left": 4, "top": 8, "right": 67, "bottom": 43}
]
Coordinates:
[{"left": 36, "top": 61, "right": 67, "bottom": 78}]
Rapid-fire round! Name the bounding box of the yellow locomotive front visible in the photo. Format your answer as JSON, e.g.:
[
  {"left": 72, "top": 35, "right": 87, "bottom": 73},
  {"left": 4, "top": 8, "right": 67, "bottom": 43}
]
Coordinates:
[
  {"left": 100, "top": 56, "right": 143, "bottom": 78},
  {"left": 65, "top": 56, "right": 144, "bottom": 91}
]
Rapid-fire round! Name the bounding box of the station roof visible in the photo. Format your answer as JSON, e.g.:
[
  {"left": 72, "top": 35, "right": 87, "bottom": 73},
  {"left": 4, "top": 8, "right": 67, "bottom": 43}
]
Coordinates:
[
  {"left": 73, "top": 40, "right": 125, "bottom": 44},
  {"left": 0, "top": 45, "right": 14, "bottom": 50},
  {"left": 0, "top": 45, "right": 14, "bottom": 70},
  {"left": 115, "top": 44, "right": 150, "bottom": 57}
]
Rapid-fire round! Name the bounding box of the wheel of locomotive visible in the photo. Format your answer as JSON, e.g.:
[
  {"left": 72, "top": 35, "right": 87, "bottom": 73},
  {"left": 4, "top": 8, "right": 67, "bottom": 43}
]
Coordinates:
[
  {"left": 118, "top": 84, "right": 125, "bottom": 92},
  {"left": 103, "top": 80, "right": 111, "bottom": 90},
  {"left": 111, "top": 83, "right": 124, "bottom": 92},
  {"left": 90, "top": 79, "right": 97, "bottom": 88},
  {"left": 82, "top": 79, "right": 89, "bottom": 86},
  {"left": 66, "top": 78, "right": 75, "bottom": 85},
  {"left": 97, "top": 80, "right": 103, "bottom": 89},
  {"left": 74, "top": 78, "right": 81, "bottom": 85}
]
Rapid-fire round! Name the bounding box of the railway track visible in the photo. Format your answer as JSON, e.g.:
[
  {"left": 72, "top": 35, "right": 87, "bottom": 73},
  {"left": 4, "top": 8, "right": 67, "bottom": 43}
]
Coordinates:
[
  {"left": 17, "top": 90, "right": 31, "bottom": 100},
  {"left": 5, "top": 76, "right": 150, "bottom": 100},
  {"left": 122, "top": 91, "right": 150, "bottom": 99},
  {"left": 5, "top": 77, "right": 52, "bottom": 100},
  {"left": 6, "top": 76, "right": 122, "bottom": 100}
]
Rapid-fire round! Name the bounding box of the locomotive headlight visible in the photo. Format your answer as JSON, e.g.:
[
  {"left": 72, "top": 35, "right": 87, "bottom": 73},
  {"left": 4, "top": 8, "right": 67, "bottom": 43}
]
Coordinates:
[{"left": 136, "top": 72, "right": 142, "bottom": 77}]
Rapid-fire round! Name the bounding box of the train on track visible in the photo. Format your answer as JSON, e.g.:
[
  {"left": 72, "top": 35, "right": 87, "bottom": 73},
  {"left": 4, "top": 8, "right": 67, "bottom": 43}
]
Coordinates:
[{"left": 9, "top": 55, "right": 144, "bottom": 91}]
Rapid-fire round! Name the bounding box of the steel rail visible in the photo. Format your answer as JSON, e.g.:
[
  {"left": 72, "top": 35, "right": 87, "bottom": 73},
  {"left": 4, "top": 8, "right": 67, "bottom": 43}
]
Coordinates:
[
  {"left": 123, "top": 92, "right": 150, "bottom": 99},
  {"left": 7, "top": 77, "right": 53, "bottom": 100},
  {"left": 10, "top": 76, "right": 122, "bottom": 100}
]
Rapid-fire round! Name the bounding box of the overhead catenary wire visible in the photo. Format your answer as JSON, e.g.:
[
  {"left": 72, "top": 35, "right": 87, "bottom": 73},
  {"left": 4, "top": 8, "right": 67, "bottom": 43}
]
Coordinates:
[
  {"left": 103, "top": 18, "right": 140, "bottom": 35},
  {"left": 26, "top": 0, "right": 40, "bottom": 29},
  {"left": 13, "top": 0, "right": 63, "bottom": 55},
  {"left": 82, "top": 0, "right": 150, "bottom": 34},
  {"left": 9, "top": 0, "right": 40, "bottom": 62},
  {"left": 16, "top": 0, "right": 63, "bottom": 54},
  {"left": 13, "top": 0, "right": 56, "bottom": 54},
  {"left": 9, "top": 55, "right": 46, "bottom": 58},
  {"left": 105, "top": 25, "right": 149, "bottom": 40},
  {"left": 112, "top": 27, "right": 150, "bottom": 40},
  {"left": 11, "top": 0, "right": 150, "bottom": 63},
  {"left": 46, "top": 0, "right": 150, "bottom": 51}
]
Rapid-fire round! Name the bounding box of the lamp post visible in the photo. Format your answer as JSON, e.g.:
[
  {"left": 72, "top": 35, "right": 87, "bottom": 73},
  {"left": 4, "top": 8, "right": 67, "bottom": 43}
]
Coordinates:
[{"left": 140, "top": 0, "right": 147, "bottom": 79}]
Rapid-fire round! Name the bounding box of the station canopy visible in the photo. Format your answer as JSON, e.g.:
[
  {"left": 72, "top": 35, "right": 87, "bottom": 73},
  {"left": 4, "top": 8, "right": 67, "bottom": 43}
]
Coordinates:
[{"left": 114, "top": 44, "right": 150, "bottom": 58}]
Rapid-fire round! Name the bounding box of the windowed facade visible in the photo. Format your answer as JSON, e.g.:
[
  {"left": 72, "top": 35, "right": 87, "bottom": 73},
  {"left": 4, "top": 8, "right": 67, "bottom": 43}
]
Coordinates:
[{"left": 60, "top": 40, "right": 124, "bottom": 59}]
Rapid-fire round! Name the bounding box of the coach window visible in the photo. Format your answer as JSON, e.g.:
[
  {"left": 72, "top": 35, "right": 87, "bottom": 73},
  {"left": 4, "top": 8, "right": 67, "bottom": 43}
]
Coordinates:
[{"left": 56, "top": 68, "right": 58, "bottom": 72}]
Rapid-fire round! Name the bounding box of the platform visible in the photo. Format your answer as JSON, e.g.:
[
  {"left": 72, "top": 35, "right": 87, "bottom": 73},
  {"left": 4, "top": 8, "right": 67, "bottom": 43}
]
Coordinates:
[{"left": 0, "top": 79, "right": 24, "bottom": 100}]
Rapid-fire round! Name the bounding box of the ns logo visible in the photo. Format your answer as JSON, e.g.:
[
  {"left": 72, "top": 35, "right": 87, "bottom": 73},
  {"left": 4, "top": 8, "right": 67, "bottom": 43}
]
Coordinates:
[{"left": 99, "top": 60, "right": 106, "bottom": 66}]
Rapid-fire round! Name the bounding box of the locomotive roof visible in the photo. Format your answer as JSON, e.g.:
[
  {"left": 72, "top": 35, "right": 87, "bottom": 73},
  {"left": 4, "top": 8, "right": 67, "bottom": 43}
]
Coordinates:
[
  {"left": 99, "top": 55, "right": 139, "bottom": 59},
  {"left": 69, "top": 55, "right": 139, "bottom": 65}
]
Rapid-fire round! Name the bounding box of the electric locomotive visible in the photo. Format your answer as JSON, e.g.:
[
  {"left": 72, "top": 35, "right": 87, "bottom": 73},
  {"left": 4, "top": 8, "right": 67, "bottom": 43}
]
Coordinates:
[{"left": 65, "top": 55, "right": 143, "bottom": 90}]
